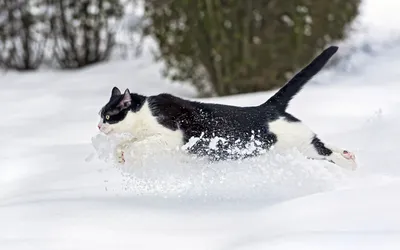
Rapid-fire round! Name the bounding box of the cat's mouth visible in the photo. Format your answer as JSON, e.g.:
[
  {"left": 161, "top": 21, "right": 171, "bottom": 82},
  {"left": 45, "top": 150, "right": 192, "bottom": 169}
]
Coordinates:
[{"left": 99, "top": 126, "right": 113, "bottom": 135}]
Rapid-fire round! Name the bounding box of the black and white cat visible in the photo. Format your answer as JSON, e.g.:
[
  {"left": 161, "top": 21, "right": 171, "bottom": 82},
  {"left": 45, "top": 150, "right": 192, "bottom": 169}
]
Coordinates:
[{"left": 98, "top": 46, "right": 357, "bottom": 170}]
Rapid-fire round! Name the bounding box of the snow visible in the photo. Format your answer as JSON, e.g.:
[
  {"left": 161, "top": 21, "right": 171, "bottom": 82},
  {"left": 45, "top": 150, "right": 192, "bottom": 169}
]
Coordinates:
[{"left": 2, "top": 1, "right": 400, "bottom": 249}]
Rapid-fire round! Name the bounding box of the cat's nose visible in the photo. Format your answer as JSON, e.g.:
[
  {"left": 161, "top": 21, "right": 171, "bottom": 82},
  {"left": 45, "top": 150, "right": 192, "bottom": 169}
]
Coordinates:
[{"left": 98, "top": 125, "right": 101, "bottom": 130}]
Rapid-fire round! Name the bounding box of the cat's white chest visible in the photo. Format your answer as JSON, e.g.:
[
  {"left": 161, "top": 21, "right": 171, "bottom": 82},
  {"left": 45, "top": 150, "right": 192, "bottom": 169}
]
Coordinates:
[{"left": 119, "top": 102, "right": 184, "bottom": 150}]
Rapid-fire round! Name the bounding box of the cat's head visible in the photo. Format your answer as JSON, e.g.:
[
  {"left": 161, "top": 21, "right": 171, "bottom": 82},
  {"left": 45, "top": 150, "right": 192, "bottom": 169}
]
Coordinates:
[{"left": 98, "top": 87, "right": 146, "bottom": 134}]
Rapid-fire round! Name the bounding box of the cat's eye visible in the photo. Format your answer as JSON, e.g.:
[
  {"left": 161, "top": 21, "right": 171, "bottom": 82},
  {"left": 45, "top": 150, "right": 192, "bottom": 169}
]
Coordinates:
[{"left": 105, "top": 115, "right": 110, "bottom": 120}]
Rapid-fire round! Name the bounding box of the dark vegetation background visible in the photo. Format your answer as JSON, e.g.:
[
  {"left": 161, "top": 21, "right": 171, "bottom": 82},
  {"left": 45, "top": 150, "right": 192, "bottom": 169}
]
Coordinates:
[{"left": 0, "top": 0, "right": 360, "bottom": 96}]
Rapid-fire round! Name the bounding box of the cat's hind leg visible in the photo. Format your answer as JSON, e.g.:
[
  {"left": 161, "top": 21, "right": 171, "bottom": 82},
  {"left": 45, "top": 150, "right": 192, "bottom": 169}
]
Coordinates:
[
  {"left": 268, "top": 118, "right": 357, "bottom": 170},
  {"left": 304, "top": 136, "right": 357, "bottom": 170}
]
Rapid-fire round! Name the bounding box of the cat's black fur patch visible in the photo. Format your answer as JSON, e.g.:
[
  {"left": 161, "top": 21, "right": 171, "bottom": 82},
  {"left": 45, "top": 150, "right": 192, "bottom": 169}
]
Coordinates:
[
  {"left": 148, "top": 93, "right": 279, "bottom": 159},
  {"left": 311, "top": 136, "right": 333, "bottom": 156}
]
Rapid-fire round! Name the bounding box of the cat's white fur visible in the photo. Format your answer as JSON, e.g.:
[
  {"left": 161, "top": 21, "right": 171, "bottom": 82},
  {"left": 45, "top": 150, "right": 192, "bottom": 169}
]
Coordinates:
[{"left": 269, "top": 118, "right": 315, "bottom": 151}]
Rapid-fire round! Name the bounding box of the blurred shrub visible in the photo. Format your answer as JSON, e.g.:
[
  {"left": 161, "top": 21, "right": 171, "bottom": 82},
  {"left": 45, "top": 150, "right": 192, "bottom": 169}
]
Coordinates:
[
  {"left": 0, "top": 0, "right": 51, "bottom": 70},
  {"left": 51, "top": 0, "right": 125, "bottom": 68},
  {"left": 143, "top": 0, "right": 360, "bottom": 96}
]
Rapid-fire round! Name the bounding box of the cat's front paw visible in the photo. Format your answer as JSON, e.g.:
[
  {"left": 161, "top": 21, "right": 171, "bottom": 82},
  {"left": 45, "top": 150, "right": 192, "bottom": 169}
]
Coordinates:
[{"left": 115, "top": 145, "right": 127, "bottom": 164}]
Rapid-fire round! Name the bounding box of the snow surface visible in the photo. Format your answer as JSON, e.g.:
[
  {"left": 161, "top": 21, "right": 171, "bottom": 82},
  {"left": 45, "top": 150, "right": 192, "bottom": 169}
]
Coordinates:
[{"left": 2, "top": 1, "right": 400, "bottom": 249}]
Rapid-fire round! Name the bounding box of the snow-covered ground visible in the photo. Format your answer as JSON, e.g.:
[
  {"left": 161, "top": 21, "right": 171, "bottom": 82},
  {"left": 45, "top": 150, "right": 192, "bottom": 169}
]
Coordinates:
[{"left": 2, "top": 1, "right": 400, "bottom": 249}]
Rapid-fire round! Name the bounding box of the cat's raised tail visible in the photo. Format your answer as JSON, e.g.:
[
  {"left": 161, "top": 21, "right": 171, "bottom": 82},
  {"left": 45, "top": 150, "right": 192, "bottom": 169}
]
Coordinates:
[{"left": 263, "top": 46, "right": 338, "bottom": 112}]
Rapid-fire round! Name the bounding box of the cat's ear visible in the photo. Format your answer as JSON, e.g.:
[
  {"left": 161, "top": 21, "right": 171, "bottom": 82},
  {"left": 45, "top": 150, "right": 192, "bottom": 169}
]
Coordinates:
[
  {"left": 117, "top": 89, "right": 132, "bottom": 109},
  {"left": 111, "top": 86, "right": 121, "bottom": 96}
]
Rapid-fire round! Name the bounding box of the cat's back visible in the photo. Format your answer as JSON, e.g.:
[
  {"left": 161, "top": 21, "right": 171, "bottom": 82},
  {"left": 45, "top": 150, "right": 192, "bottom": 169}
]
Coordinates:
[
  {"left": 149, "top": 93, "right": 260, "bottom": 117},
  {"left": 148, "top": 93, "right": 276, "bottom": 130}
]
